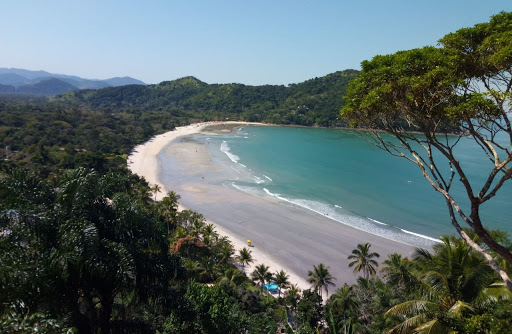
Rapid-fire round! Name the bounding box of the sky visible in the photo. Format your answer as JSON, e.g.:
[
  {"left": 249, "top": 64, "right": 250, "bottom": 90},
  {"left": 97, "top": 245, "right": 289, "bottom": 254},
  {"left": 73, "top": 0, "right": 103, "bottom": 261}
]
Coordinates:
[{"left": 1, "top": 1, "right": 511, "bottom": 86}]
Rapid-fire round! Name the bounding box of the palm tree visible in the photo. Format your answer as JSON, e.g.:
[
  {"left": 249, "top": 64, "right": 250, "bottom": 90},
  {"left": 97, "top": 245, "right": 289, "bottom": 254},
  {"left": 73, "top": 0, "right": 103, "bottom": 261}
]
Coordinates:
[
  {"left": 235, "top": 247, "right": 254, "bottom": 272},
  {"left": 307, "top": 263, "right": 336, "bottom": 298},
  {"left": 218, "top": 268, "right": 247, "bottom": 288},
  {"left": 159, "top": 191, "right": 180, "bottom": 233},
  {"left": 274, "top": 270, "right": 290, "bottom": 298},
  {"left": 202, "top": 223, "right": 217, "bottom": 240},
  {"left": 176, "top": 209, "right": 204, "bottom": 230},
  {"left": 251, "top": 263, "right": 273, "bottom": 288},
  {"left": 197, "top": 255, "right": 219, "bottom": 282},
  {"left": 328, "top": 284, "right": 359, "bottom": 334},
  {"left": 380, "top": 253, "right": 416, "bottom": 291},
  {"left": 190, "top": 219, "right": 205, "bottom": 238},
  {"left": 215, "top": 242, "right": 235, "bottom": 266},
  {"left": 348, "top": 243, "right": 380, "bottom": 279},
  {"left": 150, "top": 183, "right": 161, "bottom": 201},
  {"left": 386, "top": 236, "right": 499, "bottom": 333},
  {"left": 284, "top": 284, "right": 301, "bottom": 311}
]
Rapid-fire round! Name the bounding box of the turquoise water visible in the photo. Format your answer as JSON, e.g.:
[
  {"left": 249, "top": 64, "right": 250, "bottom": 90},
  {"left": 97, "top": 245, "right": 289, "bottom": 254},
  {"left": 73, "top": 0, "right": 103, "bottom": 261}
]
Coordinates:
[{"left": 194, "top": 126, "right": 511, "bottom": 246}]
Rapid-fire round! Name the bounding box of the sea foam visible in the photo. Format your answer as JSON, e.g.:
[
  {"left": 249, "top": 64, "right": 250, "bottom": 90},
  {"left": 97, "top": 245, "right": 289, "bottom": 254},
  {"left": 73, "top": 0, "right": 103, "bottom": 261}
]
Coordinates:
[
  {"left": 243, "top": 189, "right": 440, "bottom": 248},
  {"left": 367, "top": 217, "right": 388, "bottom": 226},
  {"left": 220, "top": 141, "right": 240, "bottom": 163},
  {"left": 400, "top": 228, "right": 442, "bottom": 243}
]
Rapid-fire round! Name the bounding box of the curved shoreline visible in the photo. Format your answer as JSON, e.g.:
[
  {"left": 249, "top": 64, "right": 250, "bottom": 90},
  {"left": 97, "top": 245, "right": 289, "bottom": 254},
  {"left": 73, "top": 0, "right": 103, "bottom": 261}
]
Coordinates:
[
  {"left": 128, "top": 122, "right": 312, "bottom": 292},
  {"left": 128, "top": 121, "right": 415, "bottom": 296}
]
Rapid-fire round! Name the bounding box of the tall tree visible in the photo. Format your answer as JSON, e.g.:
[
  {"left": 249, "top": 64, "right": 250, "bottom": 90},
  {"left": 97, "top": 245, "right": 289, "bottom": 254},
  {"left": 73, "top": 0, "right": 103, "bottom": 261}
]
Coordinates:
[
  {"left": 217, "top": 268, "right": 247, "bottom": 288},
  {"left": 341, "top": 12, "right": 512, "bottom": 290},
  {"left": 307, "top": 263, "right": 336, "bottom": 298},
  {"left": 274, "top": 270, "right": 291, "bottom": 298},
  {"left": 348, "top": 243, "right": 380, "bottom": 280},
  {"left": 284, "top": 284, "right": 301, "bottom": 312},
  {"left": 151, "top": 183, "right": 161, "bottom": 201},
  {"left": 381, "top": 253, "right": 417, "bottom": 292},
  {"left": 236, "top": 247, "right": 254, "bottom": 272},
  {"left": 385, "top": 236, "right": 503, "bottom": 333},
  {"left": 251, "top": 263, "right": 273, "bottom": 289},
  {"left": 327, "top": 284, "right": 360, "bottom": 334},
  {"left": 158, "top": 191, "right": 181, "bottom": 234}
]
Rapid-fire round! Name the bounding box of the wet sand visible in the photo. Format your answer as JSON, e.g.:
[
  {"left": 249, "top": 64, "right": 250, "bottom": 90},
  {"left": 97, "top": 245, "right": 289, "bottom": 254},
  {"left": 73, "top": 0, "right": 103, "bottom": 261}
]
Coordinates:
[{"left": 151, "top": 123, "right": 414, "bottom": 294}]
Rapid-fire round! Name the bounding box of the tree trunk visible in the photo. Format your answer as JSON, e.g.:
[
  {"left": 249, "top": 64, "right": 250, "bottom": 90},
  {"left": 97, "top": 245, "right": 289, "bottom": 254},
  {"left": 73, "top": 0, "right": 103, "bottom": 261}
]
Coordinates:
[
  {"left": 98, "top": 292, "right": 114, "bottom": 334},
  {"left": 446, "top": 200, "right": 512, "bottom": 292}
]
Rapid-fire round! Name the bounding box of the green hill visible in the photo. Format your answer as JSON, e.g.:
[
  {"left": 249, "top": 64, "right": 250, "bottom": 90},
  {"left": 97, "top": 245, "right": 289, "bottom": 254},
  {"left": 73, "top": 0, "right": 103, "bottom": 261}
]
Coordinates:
[{"left": 53, "top": 70, "right": 359, "bottom": 127}]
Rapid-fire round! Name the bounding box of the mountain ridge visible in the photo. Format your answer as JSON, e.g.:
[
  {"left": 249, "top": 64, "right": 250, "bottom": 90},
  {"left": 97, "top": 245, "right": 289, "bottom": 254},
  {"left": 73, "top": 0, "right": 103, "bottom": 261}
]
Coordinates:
[
  {"left": 0, "top": 67, "right": 146, "bottom": 96},
  {"left": 53, "top": 69, "right": 360, "bottom": 127}
]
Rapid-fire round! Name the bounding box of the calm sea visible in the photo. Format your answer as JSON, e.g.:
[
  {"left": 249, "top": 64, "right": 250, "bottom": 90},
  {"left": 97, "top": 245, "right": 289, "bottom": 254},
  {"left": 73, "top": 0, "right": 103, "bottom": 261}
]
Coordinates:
[{"left": 190, "top": 126, "right": 511, "bottom": 247}]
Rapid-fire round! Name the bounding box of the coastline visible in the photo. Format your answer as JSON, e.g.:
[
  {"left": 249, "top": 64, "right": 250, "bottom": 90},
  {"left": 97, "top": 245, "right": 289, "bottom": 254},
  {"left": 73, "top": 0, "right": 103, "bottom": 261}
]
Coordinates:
[
  {"left": 128, "top": 122, "right": 311, "bottom": 292},
  {"left": 128, "top": 122, "right": 415, "bottom": 296}
]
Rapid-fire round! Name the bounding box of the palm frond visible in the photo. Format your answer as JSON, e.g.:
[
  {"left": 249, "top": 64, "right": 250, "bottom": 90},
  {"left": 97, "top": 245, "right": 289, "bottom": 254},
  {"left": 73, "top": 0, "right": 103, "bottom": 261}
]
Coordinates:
[
  {"left": 386, "top": 300, "right": 438, "bottom": 317},
  {"left": 387, "top": 314, "right": 427, "bottom": 334},
  {"left": 446, "top": 300, "right": 474, "bottom": 319},
  {"left": 412, "top": 319, "right": 443, "bottom": 334}
]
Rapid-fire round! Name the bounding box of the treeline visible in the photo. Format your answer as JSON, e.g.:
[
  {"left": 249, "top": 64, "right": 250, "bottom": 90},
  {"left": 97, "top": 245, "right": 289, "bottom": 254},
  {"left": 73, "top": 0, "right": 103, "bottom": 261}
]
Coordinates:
[
  {"left": 1, "top": 167, "right": 511, "bottom": 333},
  {"left": 1, "top": 65, "right": 511, "bottom": 333},
  {"left": 0, "top": 96, "right": 182, "bottom": 177},
  {"left": 1, "top": 95, "right": 511, "bottom": 334},
  {"left": 0, "top": 168, "right": 284, "bottom": 333},
  {"left": 0, "top": 68, "right": 358, "bottom": 178},
  {"left": 52, "top": 70, "right": 359, "bottom": 127}
]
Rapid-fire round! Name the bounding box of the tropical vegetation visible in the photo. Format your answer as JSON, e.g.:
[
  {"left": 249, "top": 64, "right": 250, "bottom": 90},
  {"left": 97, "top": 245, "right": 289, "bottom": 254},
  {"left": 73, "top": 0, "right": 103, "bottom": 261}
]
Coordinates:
[
  {"left": 341, "top": 11, "right": 512, "bottom": 291},
  {"left": 1, "top": 11, "right": 511, "bottom": 334}
]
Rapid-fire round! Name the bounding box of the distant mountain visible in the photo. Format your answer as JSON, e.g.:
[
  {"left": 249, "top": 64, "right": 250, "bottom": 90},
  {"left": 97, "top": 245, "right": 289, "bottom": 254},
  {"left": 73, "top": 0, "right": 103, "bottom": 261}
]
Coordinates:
[
  {"left": 103, "top": 77, "right": 146, "bottom": 86},
  {"left": 0, "top": 68, "right": 146, "bottom": 96},
  {"left": 0, "top": 84, "right": 16, "bottom": 93},
  {"left": 0, "top": 68, "right": 55, "bottom": 80},
  {"left": 0, "top": 73, "right": 29, "bottom": 86},
  {"left": 16, "top": 78, "right": 77, "bottom": 95}
]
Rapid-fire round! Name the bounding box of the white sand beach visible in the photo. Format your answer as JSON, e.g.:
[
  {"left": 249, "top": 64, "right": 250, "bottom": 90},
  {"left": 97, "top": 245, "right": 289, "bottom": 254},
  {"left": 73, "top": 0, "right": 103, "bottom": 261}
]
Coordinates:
[
  {"left": 128, "top": 122, "right": 311, "bottom": 291},
  {"left": 128, "top": 122, "right": 414, "bottom": 296}
]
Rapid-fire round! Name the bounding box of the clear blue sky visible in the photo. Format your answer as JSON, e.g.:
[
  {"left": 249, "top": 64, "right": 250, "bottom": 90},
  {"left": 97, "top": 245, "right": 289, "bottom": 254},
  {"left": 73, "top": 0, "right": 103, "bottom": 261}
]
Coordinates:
[{"left": 1, "top": 1, "right": 511, "bottom": 85}]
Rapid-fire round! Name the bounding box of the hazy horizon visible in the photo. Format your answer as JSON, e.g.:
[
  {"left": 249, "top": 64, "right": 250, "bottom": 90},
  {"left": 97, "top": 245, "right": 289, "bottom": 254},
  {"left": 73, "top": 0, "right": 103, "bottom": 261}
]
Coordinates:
[{"left": 2, "top": 1, "right": 511, "bottom": 85}]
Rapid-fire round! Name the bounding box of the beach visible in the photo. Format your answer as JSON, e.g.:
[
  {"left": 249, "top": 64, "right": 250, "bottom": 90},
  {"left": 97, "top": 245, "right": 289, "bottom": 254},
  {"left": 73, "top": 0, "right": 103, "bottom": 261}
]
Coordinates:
[{"left": 128, "top": 122, "right": 414, "bottom": 295}]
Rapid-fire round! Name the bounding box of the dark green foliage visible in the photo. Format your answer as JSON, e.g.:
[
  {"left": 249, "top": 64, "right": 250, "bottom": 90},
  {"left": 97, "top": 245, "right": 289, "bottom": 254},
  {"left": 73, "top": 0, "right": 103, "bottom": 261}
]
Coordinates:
[
  {"left": 0, "top": 168, "right": 186, "bottom": 333},
  {"left": 341, "top": 11, "right": 512, "bottom": 289},
  {"left": 0, "top": 303, "right": 76, "bottom": 333},
  {"left": 0, "top": 96, "right": 180, "bottom": 177},
  {"left": 52, "top": 70, "right": 359, "bottom": 127},
  {"left": 296, "top": 289, "right": 324, "bottom": 331},
  {"left": 163, "top": 282, "right": 242, "bottom": 334}
]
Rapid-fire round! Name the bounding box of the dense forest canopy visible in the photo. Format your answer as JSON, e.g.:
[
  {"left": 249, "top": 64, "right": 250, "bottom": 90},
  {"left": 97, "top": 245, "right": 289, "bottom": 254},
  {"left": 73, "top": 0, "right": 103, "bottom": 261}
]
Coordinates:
[
  {"left": 0, "top": 69, "right": 357, "bottom": 179},
  {"left": 52, "top": 69, "right": 359, "bottom": 127},
  {"left": 1, "top": 12, "right": 512, "bottom": 334}
]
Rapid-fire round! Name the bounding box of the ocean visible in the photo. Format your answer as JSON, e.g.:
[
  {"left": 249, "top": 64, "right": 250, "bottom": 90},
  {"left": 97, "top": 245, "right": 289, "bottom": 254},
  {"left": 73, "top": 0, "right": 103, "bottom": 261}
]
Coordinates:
[{"left": 171, "top": 125, "right": 512, "bottom": 248}]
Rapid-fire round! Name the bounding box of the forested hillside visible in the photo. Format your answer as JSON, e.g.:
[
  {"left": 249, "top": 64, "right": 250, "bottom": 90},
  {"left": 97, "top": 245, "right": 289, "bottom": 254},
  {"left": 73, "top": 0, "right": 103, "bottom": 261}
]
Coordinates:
[
  {"left": 0, "top": 95, "right": 182, "bottom": 178},
  {"left": 0, "top": 69, "right": 359, "bottom": 179},
  {"left": 2, "top": 19, "right": 512, "bottom": 331},
  {"left": 53, "top": 69, "right": 359, "bottom": 127}
]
